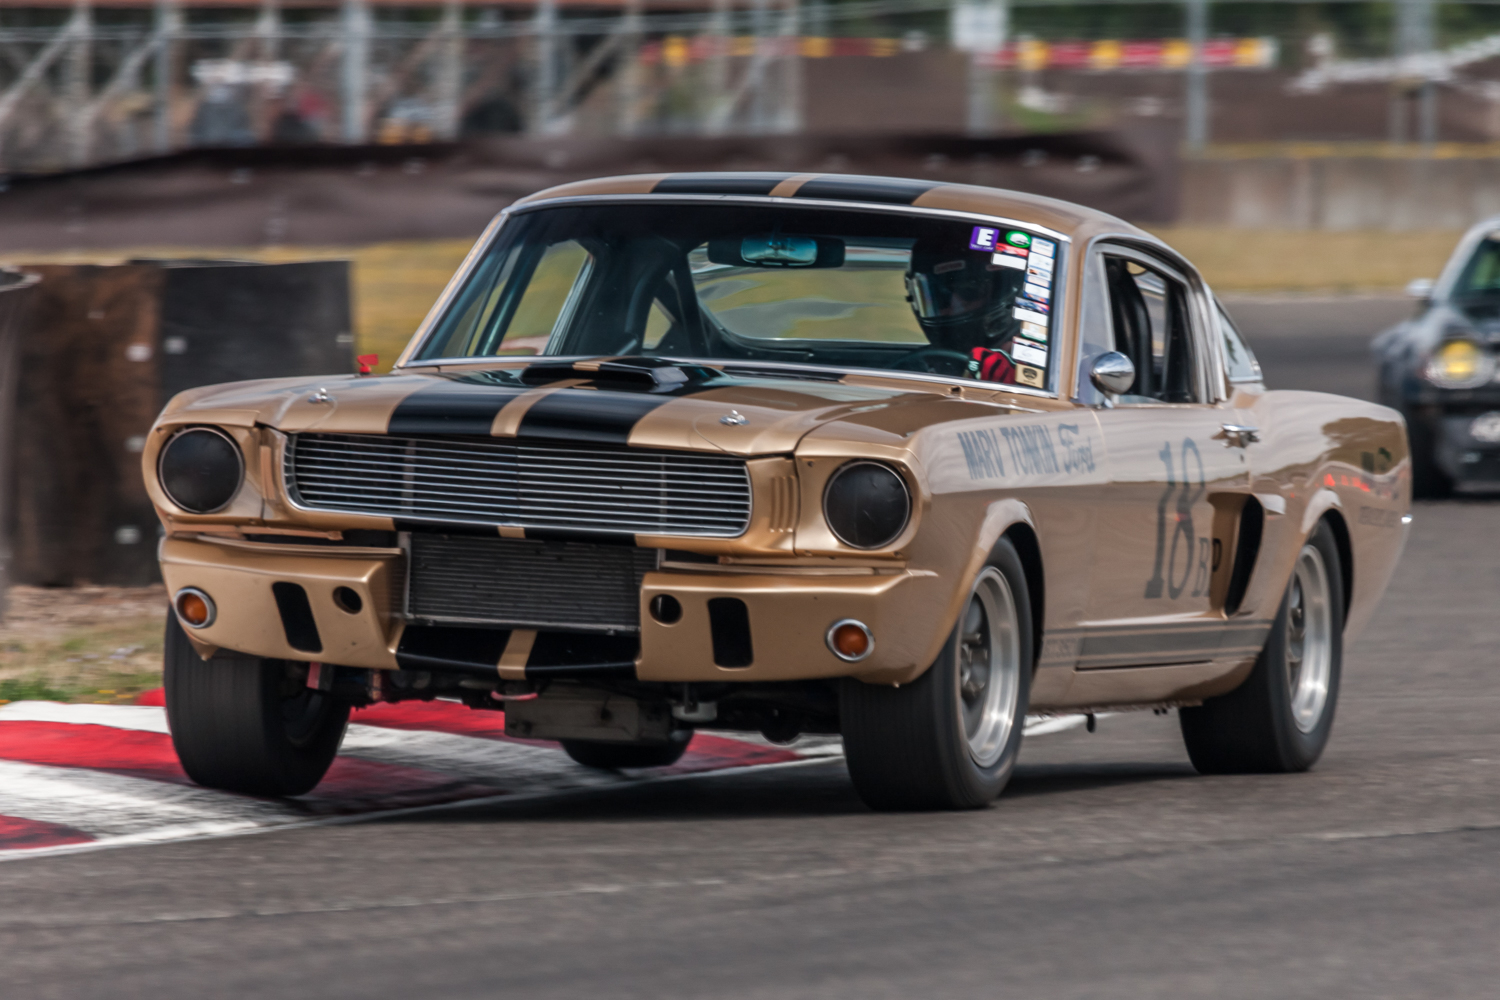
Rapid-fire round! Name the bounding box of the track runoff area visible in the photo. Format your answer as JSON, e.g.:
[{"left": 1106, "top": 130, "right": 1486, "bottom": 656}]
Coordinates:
[{"left": 0, "top": 691, "right": 1088, "bottom": 858}]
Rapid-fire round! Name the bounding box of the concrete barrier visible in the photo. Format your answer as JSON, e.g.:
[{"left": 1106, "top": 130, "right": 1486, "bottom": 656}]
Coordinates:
[{"left": 1183, "top": 150, "right": 1500, "bottom": 230}]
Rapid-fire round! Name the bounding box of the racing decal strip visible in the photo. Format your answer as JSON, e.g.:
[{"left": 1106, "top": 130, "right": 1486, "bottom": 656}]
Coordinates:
[
  {"left": 490, "top": 385, "right": 580, "bottom": 437},
  {"left": 1043, "top": 621, "right": 1274, "bottom": 669},
  {"left": 515, "top": 390, "right": 671, "bottom": 445},
  {"left": 387, "top": 380, "right": 530, "bottom": 436}
]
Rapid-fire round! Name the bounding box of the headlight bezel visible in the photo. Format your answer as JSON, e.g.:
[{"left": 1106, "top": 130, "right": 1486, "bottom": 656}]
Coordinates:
[
  {"left": 821, "top": 460, "right": 913, "bottom": 551},
  {"left": 1425, "top": 337, "right": 1494, "bottom": 389},
  {"left": 157, "top": 426, "right": 246, "bottom": 514}
]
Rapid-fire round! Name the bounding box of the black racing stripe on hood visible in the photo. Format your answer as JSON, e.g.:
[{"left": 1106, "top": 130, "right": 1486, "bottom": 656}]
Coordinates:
[
  {"left": 793, "top": 175, "right": 938, "bottom": 205},
  {"left": 653, "top": 172, "right": 791, "bottom": 195},
  {"left": 387, "top": 381, "right": 528, "bottom": 435},
  {"left": 516, "top": 390, "right": 671, "bottom": 444}
]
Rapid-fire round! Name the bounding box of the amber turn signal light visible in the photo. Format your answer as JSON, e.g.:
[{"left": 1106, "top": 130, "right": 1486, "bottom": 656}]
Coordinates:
[
  {"left": 175, "top": 588, "right": 216, "bottom": 629},
  {"left": 826, "top": 619, "right": 874, "bottom": 662}
]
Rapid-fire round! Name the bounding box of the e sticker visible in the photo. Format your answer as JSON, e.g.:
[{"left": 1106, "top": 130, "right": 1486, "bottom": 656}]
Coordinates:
[{"left": 969, "top": 227, "right": 999, "bottom": 251}]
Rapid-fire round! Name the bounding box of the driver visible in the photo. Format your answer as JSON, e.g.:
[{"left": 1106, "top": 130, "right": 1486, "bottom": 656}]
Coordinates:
[{"left": 905, "top": 239, "right": 1022, "bottom": 383}]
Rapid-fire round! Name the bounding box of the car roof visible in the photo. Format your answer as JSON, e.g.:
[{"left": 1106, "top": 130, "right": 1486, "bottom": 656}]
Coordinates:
[{"left": 512, "top": 171, "right": 1155, "bottom": 245}]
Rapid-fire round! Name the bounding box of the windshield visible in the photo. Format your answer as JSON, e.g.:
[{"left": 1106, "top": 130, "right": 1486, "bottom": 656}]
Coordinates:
[
  {"left": 413, "top": 202, "right": 1063, "bottom": 388},
  {"left": 1454, "top": 235, "right": 1500, "bottom": 301}
]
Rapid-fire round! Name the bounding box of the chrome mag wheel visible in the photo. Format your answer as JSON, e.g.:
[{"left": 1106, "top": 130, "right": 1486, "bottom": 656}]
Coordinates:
[
  {"left": 1286, "top": 543, "right": 1334, "bottom": 734},
  {"left": 956, "top": 567, "right": 1022, "bottom": 768}
]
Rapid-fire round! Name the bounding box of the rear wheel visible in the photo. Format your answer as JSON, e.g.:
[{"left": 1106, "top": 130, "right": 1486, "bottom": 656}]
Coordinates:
[
  {"left": 560, "top": 734, "right": 690, "bottom": 769},
  {"left": 840, "top": 540, "right": 1032, "bottom": 811},
  {"left": 1180, "top": 520, "right": 1344, "bottom": 773},
  {"left": 164, "top": 612, "right": 349, "bottom": 796}
]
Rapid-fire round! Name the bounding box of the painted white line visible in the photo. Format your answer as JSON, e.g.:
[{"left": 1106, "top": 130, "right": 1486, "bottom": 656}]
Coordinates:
[
  {"left": 0, "top": 701, "right": 171, "bottom": 733},
  {"left": 0, "top": 759, "right": 296, "bottom": 839},
  {"left": 0, "top": 755, "right": 842, "bottom": 863}
]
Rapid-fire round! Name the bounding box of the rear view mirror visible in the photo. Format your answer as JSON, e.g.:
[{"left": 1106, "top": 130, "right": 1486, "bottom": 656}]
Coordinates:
[{"left": 707, "top": 235, "right": 845, "bottom": 269}]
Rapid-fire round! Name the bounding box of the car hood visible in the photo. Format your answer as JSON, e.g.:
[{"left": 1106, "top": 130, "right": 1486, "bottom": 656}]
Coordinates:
[{"left": 157, "top": 363, "right": 1018, "bottom": 457}]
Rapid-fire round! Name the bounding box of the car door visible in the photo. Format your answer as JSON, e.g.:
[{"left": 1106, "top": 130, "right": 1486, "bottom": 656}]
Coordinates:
[{"left": 1081, "top": 243, "right": 1255, "bottom": 668}]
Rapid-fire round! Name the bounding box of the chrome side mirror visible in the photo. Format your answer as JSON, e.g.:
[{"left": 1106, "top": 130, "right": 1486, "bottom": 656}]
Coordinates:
[
  {"left": 1089, "top": 351, "right": 1136, "bottom": 398},
  {"left": 1406, "top": 277, "right": 1435, "bottom": 301}
]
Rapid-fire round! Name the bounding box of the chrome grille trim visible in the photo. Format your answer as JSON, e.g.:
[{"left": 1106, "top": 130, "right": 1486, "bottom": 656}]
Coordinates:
[{"left": 285, "top": 433, "right": 752, "bottom": 537}]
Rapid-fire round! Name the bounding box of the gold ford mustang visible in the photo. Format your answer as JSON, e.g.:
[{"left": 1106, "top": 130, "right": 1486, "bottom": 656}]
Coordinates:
[{"left": 145, "top": 173, "right": 1410, "bottom": 810}]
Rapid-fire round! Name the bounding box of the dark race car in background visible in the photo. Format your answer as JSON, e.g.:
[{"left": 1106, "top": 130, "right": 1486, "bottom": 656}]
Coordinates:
[{"left": 1375, "top": 218, "right": 1500, "bottom": 496}]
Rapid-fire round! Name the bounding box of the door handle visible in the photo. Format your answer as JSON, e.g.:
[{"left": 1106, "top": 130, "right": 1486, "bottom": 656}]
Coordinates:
[{"left": 1218, "top": 423, "right": 1260, "bottom": 448}]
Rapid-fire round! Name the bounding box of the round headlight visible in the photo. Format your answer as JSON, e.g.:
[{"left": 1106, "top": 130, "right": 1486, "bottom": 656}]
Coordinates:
[
  {"left": 823, "top": 461, "right": 911, "bottom": 550},
  {"left": 158, "top": 428, "right": 244, "bottom": 513},
  {"left": 1426, "top": 339, "right": 1493, "bottom": 389}
]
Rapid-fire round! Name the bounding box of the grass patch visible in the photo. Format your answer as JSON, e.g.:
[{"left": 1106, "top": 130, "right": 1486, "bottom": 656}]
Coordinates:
[{"left": 0, "top": 616, "right": 164, "bottom": 704}]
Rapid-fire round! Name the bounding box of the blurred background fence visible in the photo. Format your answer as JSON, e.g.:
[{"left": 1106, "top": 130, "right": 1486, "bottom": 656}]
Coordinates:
[{"left": 4, "top": 0, "right": 1500, "bottom": 175}]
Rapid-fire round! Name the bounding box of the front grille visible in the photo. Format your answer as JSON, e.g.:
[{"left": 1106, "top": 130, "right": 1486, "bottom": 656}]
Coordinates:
[
  {"left": 286, "top": 433, "right": 752, "bottom": 537},
  {"left": 407, "top": 533, "right": 655, "bottom": 632}
]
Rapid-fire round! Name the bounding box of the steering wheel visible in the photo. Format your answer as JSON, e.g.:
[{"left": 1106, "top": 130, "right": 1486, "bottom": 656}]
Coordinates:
[{"left": 891, "top": 346, "right": 972, "bottom": 376}]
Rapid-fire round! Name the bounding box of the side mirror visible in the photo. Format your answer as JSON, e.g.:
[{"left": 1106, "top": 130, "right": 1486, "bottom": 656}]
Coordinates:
[
  {"left": 1406, "top": 277, "right": 1435, "bottom": 301},
  {"left": 1089, "top": 351, "right": 1136, "bottom": 398}
]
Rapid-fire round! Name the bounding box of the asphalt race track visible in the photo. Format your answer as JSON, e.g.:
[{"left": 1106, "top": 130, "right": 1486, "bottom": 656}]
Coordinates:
[{"left": 2, "top": 295, "right": 1497, "bottom": 999}]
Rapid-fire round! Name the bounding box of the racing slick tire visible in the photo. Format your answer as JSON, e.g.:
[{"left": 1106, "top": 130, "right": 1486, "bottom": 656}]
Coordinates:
[
  {"left": 560, "top": 734, "right": 690, "bottom": 769},
  {"left": 1179, "top": 520, "right": 1344, "bottom": 774},
  {"left": 840, "top": 539, "right": 1032, "bottom": 811},
  {"left": 163, "top": 612, "right": 349, "bottom": 796}
]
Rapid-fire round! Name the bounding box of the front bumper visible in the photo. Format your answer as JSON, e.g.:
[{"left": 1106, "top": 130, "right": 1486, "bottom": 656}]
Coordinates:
[
  {"left": 159, "top": 536, "right": 949, "bottom": 683},
  {"left": 1418, "top": 409, "right": 1500, "bottom": 482}
]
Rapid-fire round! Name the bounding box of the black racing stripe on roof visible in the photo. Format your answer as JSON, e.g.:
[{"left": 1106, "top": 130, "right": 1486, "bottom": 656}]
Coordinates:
[
  {"left": 387, "top": 381, "right": 528, "bottom": 436},
  {"left": 653, "top": 172, "right": 791, "bottom": 195},
  {"left": 793, "top": 176, "right": 938, "bottom": 205}
]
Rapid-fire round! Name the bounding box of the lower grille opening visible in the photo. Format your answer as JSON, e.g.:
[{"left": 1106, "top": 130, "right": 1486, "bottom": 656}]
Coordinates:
[
  {"left": 396, "top": 624, "right": 510, "bottom": 674},
  {"left": 708, "top": 598, "right": 754, "bottom": 668},
  {"left": 407, "top": 533, "right": 655, "bottom": 632},
  {"left": 271, "top": 582, "right": 322, "bottom": 653}
]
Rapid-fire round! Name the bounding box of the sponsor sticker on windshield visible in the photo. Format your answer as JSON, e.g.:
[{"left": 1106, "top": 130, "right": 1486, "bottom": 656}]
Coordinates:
[
  {"left": 1005, "top": 231, "right": 1032, "bottom": 249},
  {"left": 1014, "top": 306, "right": 1049, "bottom": 325},
  {"left": 1027, "top": 255, "right": 1053, "bottom": 275},
  {"left": 1019, "top": 321, "right": 1048, "bottom": 343},
  {"left": 1022, "top": 282, "right": 1050, "bottom": 302},
  {"left": 995, "top": 244, "right": 1028, "bottom": 259},
  {"left": 1012, "top": 341, "right": 1048, "bottom": 366},
  {"left": 991, "top": 253, "right": 1028, "bottom": 270},
  {"left": 1016, "top": 365, "right": 1045, "bottom": 388},
  {"left": 969, "top": 227, "right": 1000, "bottom": 251},
  {"left": 1029, "top": 238, "right": 1056, "bottom": 258}
]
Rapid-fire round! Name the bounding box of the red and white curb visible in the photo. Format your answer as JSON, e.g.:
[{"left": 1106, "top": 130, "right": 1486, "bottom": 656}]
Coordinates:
[{"left": 0, "top": 694, "right": 1087, "bottom": 859}]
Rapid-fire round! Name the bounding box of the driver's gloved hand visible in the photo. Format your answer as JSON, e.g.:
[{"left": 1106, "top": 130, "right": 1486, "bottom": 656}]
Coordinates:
[{"left": 967, "top": 347, "right": 1016, "bottom": 383}]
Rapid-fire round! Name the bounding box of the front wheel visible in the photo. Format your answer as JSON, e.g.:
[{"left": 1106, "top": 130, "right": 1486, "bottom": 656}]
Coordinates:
[
  {"left": 840, "top": 540, "right": 1033, "bottom": 810},
  {"left": 164, "top": 613, "right": 349, "bottom": 796},
  {"left": 1179, "top": 519, "right": 1344, "bottom": 774}
]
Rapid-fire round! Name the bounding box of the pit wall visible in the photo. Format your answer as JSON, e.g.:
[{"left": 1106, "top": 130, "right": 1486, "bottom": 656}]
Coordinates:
[{"left": 1181, "top": 146, "right": 1500, "bottom": 230}]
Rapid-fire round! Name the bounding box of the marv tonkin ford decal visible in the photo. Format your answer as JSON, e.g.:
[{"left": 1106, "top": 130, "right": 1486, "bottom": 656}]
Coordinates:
[{"left": 957, "top": 422, "right": 1096, "bottom": 481}]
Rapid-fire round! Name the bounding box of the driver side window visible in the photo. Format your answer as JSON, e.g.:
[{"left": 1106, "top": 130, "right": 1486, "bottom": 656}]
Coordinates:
[{"left": 1103, "top": 254, "right": 1199, "bottom": 404}]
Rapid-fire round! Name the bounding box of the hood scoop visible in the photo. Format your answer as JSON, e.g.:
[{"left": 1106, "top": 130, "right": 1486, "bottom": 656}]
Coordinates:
[{"left": 520, "top": 356, "right": 723, "bottom": 393}]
